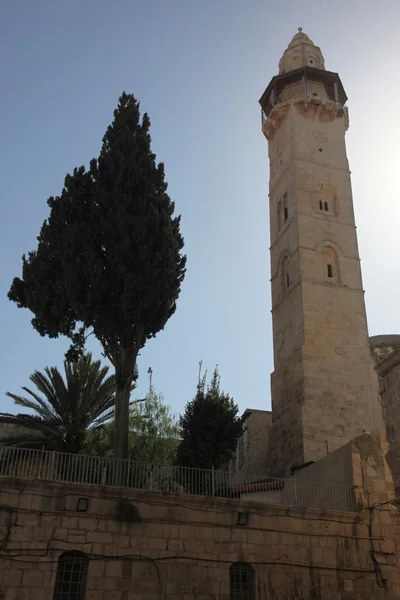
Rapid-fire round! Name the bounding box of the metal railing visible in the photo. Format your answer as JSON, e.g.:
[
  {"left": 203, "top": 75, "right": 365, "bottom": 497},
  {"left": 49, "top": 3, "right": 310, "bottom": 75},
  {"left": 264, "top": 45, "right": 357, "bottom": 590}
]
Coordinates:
[
  {"left": 261, "top": 86, "right": 349, "bottom": 127},
  {"left": 0, "top": 446, "right": 356, "bottom": 512}
]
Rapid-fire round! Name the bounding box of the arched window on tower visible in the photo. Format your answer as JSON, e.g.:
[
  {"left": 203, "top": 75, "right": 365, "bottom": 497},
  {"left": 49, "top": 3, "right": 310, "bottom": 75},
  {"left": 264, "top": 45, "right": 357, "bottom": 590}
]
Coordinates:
[
  {"left": 229, "top": 562, "right": 255, "bottom": 600},
  {"left": 320, "top": 246, "right": 340, "bottom": 283},
  {"left": 283, "top": 193, "right": 288, "bottom": 222},
  {"left": 281, "top": 254, "right": 290, "bottom": 293},
  {"left": 53, "top": 551, "right": 89, "bottom": 600}
]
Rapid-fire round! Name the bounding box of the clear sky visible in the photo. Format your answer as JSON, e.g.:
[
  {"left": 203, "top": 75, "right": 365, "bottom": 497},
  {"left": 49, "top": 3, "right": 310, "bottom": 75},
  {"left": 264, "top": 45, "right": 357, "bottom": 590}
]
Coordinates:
[{"left": 1, "top": 0, "right": 400, "bottom": 420}]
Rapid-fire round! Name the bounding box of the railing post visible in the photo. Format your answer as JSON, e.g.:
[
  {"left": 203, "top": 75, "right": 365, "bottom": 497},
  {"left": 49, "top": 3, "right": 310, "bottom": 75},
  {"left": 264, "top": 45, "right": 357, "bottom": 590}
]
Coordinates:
[
  {"left": 49, "top": 451, "right": 56, "bottom": 481},
  {"left": 301, "top": 76, "right": 307, "bottom": 97},
  {"left": 211, "top": 466, "right": 215, "bottom": 497}
]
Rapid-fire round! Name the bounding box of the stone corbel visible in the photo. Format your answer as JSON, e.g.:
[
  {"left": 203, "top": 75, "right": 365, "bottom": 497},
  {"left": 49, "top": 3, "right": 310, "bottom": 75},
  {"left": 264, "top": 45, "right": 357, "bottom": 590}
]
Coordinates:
[{"left": 263, "top": 104, "right": 290, "bottom": 139}]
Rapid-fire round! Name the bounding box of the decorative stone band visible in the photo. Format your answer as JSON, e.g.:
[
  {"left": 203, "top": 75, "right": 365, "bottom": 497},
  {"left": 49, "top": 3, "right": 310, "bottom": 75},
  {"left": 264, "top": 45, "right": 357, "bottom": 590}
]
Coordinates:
[{"left": 263, "top": 97, "right": 349, "bottom": 140}]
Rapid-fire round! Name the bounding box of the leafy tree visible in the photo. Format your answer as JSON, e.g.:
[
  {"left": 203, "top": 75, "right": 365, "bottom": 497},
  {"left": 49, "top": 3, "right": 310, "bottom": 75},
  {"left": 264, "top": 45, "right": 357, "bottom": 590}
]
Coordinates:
[
  {"left": 0, "top": 353, "right": 115, "bottom": 453},
  {"left": 8, "top": 92, "right": 186, "bottom": 459},
  {"left": 84, "top": 387, "right": 180, "bottom": 464},
  {"left": 176, "top": 363, "right": 242, "bottom": 470}
]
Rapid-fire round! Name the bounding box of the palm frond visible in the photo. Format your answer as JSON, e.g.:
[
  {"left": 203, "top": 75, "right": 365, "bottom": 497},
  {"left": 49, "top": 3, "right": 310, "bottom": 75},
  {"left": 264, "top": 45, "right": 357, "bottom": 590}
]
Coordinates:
[{"left": 3, "top": 352, "right": 116, "bottom": 454}]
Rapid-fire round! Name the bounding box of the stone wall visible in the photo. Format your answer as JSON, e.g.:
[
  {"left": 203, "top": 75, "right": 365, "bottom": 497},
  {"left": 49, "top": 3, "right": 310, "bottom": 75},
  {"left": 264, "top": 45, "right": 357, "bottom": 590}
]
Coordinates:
[
  {"left": 371, "top": 336, "right": 400, "bottom": 496},
  {"left": 241, "top": 424, "right": 271, "bottom": 475},
  {"left": 234, "top": 410, "right": 272, "bottom": 475},
  {"left": 0, "top": 432, "right": 399, "bottom": 599},
  {"left": 0, "top": 423, "right": 43, "bottom": 443},
  {"left": 0, "top": 478, "right": 399, "bottom": 600}
]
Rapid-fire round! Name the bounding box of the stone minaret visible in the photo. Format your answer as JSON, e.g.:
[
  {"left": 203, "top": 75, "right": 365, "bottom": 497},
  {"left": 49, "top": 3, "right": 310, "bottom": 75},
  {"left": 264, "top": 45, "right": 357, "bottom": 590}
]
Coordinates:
[{"left": 259, "top": 29, "right": 383, "bottom": 474}]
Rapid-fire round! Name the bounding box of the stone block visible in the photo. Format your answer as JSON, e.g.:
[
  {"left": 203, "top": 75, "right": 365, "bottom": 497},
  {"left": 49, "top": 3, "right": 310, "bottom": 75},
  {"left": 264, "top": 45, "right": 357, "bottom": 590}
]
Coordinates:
[
  {"left": 96, "top": 575, "right": 118, "bottom": 591},
  {"left": 60, "top": 515, "right": 78, "bottom": 529},
  {"left": 68, "top": 528, "right": 87, "bottom": 543},
  {"left": 86, "top": 575, "right": 96, "bottom": 590},
  {"left": 21, "top": 569, "right": 44, "bottom": 587},
  {"left": 279, "top": 532, "right": 296, "bottom": 545},
  {"left": 178, "top": 524, "right": 196, "bottom": 539},
  {"left": 18, "top": 493, "right": 32, "bottom": 510},
  {"left": 7, "top": 588, "right": 30, "bottom": 600},
  {"left": 105, "top": 559, "right": 123, "bottom": 579},
  {"left": 117, "top": 535, "right": 131, "bottom": 548},
  {"left": 88, "top": 531, "right": 113, "bottom": 544},
  {"left": 107, "top": 519, "right": 121, "bottom": 533},
  {"left": 78, "top": 517, "right": 97, "bottom": 531},
  {"left": 89, "top": 559, "right": 105, "bottom": 578},
  {"left": 183, "top": 538, "right": 202, "bottom": 553},
  {"left": 168, "top": 524, "right": 179, "bottom": 538},
  {"left": 213, "top": 527, "right": 231, "bottom": 543},
  {"left": 343, "top": 578, "right": 354, "bottom": 592},
  {"left": 148, "top": 537, "right": 167, "bottom": 551},
  {"left": 4, "top": 569, "right": 22, "bottom": 587}
]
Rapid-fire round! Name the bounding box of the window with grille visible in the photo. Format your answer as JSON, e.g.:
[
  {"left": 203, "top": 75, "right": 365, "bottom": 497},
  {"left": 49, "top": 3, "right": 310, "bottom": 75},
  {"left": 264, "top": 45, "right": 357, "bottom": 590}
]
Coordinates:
[
  {"left": 229, "top": 562, "right": 255, "bottom": 599},
  {"left": 53, "top": 551, "right": 89, "bottom": 600}
]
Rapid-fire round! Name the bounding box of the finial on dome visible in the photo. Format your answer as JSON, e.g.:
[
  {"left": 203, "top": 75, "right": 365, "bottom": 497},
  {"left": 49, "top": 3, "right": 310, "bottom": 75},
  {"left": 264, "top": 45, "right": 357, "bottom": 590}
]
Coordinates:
[{"left": 298, "top": 27, "right": 303, "bottom": 32}]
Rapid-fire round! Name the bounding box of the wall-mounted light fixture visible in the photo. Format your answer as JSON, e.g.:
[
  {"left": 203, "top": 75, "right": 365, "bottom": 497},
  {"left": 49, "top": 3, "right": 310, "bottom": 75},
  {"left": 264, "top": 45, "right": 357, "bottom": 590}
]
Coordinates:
[
  {"left": 76, "top": 497, "right": 89, "bottom": 512},
  {"left": 237, "top": 511, "right": 250, "bottom": 526}
]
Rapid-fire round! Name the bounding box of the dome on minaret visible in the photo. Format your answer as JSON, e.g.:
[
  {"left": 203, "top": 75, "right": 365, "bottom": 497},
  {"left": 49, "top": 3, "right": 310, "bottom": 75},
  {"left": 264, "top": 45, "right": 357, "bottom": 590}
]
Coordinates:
[{"left": 278, "top": 28, "right": 325, "bottom": 74}]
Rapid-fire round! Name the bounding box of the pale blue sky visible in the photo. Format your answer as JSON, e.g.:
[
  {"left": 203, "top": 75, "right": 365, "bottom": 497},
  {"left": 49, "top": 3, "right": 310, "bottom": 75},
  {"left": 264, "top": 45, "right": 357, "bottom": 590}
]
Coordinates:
[{"left": 1, "top": 0, "right": 400, "bottom": 419}]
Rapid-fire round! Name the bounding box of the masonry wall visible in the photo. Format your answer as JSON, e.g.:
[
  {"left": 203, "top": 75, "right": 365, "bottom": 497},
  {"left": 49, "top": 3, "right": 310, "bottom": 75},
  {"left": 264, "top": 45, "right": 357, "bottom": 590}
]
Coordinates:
[
  {"left": 294, "top": 442, "right": 354, "bottom": 487},
  {"left": 237, "top": 411, "right": 272, "bottom": 476},
  {"left": 265, "top": 93, "right": 383, "bottom": 475},
  {"left": 241, "top": 424, "right": 271, "bottom": 475},
  {"left": 0, "top": 475, "right": 400, "bottom": 600},
  {"left": 371, "top": 338, "right": 400, "bottom": 496}
]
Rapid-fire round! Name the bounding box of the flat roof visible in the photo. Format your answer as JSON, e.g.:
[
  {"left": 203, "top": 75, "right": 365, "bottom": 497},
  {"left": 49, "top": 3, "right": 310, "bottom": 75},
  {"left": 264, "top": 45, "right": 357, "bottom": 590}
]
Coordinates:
[{"left": 241, "top": 408, "right": 272, "bottom": 420}]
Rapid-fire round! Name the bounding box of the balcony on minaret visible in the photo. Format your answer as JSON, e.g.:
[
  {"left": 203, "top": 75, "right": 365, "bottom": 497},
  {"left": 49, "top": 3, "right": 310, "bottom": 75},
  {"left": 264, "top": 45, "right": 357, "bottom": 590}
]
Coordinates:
[
  {"left": 259, "top": 66, "right": 348, "bottom": 126},
  {"left": 259, "top": 29, "right": 349, "bottom": 130}
]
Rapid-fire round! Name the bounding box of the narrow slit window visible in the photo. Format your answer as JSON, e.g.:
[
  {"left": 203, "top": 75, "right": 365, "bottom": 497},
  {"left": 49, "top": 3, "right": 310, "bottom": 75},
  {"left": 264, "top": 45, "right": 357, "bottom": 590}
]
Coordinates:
[
  {"left": 319, "top": 200, "right": 323, "bottom": 210},
  {"left": 327, "top": 264, "right": 333, "bottom": 278},
  {"left": 324, "top": 201, "right": 329, "bottom": 211},
  {"left": 286, "top": 273, "right": 290, "bottom": 287},
  {"left": 284, "top": 206, "right": 288, "bottom": 221}
]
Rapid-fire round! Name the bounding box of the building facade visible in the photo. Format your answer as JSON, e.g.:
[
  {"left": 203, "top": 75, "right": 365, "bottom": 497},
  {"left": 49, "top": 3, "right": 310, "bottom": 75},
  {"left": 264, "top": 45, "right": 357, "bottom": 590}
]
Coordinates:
[
  {"left": 371, "top": 335, "right": 400, "bottom": 496},
  {"left": 0, "top": 430, "right": 399, "bottom": 600},
  {"left": 258, "top": 29, "right": 383, "bottom": 475}
]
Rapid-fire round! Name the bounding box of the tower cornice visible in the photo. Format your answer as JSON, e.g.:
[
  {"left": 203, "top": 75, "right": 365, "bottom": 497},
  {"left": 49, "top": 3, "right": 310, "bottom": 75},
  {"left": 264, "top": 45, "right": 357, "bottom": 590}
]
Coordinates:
[{"left": 262, "top": 97, "right": 349, "bottom": 140}]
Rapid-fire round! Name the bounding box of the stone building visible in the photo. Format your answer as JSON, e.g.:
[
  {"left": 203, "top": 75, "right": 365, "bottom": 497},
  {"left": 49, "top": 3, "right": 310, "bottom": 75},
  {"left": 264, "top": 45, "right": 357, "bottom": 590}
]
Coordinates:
[
  {"left": 231, "top": 409, "right": 272, "bottom": 475},
  {"left": 370, "top": 335, "right": 400, "bottom": 496},
  {"left": 2, "top": 29, "right": 400, "bottom": 599},
  {"left": 257, "top": 27, "right": 383, "bottom": 476},
  {"left": 0, "top": 430, "right": 400, "bottom": 599}
]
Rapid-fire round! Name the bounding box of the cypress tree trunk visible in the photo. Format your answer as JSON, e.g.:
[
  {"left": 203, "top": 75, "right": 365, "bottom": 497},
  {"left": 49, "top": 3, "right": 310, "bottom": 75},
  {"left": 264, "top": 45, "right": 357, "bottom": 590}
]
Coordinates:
[
  {"left": 114, "top": 383, "right": 130, "bottom": 460},
  {"left": 114, "top": 350, "right": 138, "bottom": 463}
]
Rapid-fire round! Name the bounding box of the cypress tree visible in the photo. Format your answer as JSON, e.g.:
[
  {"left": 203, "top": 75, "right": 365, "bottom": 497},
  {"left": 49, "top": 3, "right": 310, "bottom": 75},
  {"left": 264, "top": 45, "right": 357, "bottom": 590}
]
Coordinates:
[{"left": 9, "top": 92, "right": 186, "bottom": 459}]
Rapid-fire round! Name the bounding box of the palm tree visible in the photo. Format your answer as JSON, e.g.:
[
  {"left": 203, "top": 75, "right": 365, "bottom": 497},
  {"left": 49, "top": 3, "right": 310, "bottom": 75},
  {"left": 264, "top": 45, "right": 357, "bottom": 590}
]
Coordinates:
[{"left": 0, "top": 353, "right": 116, "bottom": 453}]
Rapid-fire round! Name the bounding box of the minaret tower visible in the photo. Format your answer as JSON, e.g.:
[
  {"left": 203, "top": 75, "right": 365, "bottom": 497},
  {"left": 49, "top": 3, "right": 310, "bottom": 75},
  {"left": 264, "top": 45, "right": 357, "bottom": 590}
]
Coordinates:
[{"left": 259, "top": 29, "right": 383, "bottom": 474}]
